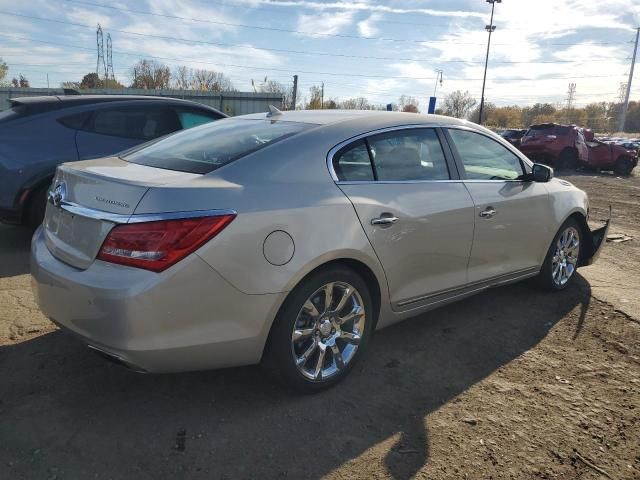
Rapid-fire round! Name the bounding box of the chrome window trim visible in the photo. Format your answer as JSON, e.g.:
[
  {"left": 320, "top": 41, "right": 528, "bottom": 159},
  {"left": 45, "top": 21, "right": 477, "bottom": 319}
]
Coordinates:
[
  {"left": 56, "top": 200, "right": 236, "bottom": 224},
  {"left": 326, "top": 122, "right": 533, "bottom": 184}
]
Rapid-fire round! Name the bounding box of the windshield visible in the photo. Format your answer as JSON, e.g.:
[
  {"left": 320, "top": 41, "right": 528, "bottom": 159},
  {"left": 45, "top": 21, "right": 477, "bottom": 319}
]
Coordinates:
[{"left": 124, "top": 118, "right": 312, "bottom": 174}]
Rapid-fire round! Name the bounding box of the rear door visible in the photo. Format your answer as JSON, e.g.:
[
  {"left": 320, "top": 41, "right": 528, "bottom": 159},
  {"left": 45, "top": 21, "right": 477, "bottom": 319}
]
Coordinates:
[
  {"left": 333, "top": 127, "right": 475, "bottom": 310},
  {"left": 445, "top": 128, "right": 553, "bottom": 283},
  {"left": 75, "top": 105, "right": 181, "bottom": 159}
]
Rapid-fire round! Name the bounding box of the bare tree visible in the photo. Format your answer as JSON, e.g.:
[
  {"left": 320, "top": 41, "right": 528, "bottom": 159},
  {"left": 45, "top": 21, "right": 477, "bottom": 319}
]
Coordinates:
[
  {"left": 11, "top": 74, "right": 29, "bottom": 88},
  {"left": 442, "top": 90, "right": 477, "bottom": 119},
  {"left": 172, "top": 66, "right": 235, "bottom": 92},
  {"left": 399, "top": 95, "right": 419, "bottom": 113},
  {"left": 305, "top": 85, "right": 323, "bottom": 109},
  {"left": 130, "top": 59, "right": 171, "bottom": 89},
  {"left": 339, "top": 97, "right": 371, "bottom": 110},
  {"left": 192, "top": 69, "right": 235, "bottom": 92},
  {"left": 173, "top": 66, "right": 190, "bottom": 90},
  {"left": 258, "top": 79, "right": 295, "bottom": 110}
]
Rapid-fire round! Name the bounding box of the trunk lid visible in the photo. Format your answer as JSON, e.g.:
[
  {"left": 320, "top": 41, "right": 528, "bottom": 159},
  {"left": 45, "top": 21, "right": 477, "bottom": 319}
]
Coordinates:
[{"left": 43, "top": 157, "right": 199, "bottom": 269}]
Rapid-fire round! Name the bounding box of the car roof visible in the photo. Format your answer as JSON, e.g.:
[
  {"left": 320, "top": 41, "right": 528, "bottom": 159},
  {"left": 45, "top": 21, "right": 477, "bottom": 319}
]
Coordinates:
[
  {"left": 9, "top": 94, "right": 205, "bottom": 107},
  {"left": 239, "top": 109, "right": 472, "bottom": 128},
  {"left": 5, "top": 94, "right": 227, "bottom": 119}
]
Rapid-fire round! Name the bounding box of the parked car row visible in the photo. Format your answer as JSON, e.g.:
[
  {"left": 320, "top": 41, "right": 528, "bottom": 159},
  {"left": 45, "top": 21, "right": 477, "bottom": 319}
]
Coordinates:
[
  {"left": 28, "top": 108, "right": 609, "bottom": 391},
  {"left": 504, "top": 123, "right": 638, "bottom": 176},
  {"left": 0, "top": 94, "right": 226, "bottom": 227}
]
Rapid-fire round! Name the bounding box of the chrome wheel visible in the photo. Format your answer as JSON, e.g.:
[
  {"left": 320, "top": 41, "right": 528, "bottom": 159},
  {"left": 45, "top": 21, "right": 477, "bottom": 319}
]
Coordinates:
[
  {"left": 552, "top": 226, "right": 580, "bottom": 287},
  {"left": 291, "top": 281, "right": 366, "bottom": 381}
]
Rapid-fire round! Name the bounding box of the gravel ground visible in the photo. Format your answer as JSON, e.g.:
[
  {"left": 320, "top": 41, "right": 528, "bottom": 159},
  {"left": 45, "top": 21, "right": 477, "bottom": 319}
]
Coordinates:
[{"left": 0, "top": 172, "right": 638, "bottom": 480}]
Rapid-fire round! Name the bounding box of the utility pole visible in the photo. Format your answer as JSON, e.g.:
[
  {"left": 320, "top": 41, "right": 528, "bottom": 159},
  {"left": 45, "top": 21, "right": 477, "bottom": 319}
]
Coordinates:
[
  {"left": 291, "top": 75, "right": 298, "bottom": 111},
  {"left": 321, "top": 82, "right": 324, "bottom": 109},
  {"left": 619, "top": 27, "right": 639, "bottom": 132},
  {"left": 565, "top": 83, "right": 576, "bottom": 124},
  {"left": 478, "top": 0, "right": 501, "bottom": 125}
]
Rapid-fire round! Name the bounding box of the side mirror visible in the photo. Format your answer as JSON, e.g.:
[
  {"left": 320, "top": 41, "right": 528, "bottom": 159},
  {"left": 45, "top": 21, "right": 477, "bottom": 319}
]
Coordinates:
[{"left": 531, "top": 163, "right": 553, "bottom": 182}]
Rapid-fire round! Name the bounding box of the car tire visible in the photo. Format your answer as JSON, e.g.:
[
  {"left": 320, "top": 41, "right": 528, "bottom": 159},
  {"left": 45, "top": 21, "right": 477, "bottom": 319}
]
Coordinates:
[
  {"left": 614, "top": 157, "right": 634, "bottom": 176},
  {"left": 538, "top": 218, "right": 582, "bottom": 291},
  {"left": 263, "top": 266, "right": 374, "bottom": 393},
  {"left": 26, "top": 186, "right": 48, "bottom": 228},
  {"left": 558, "top": 149, "right": 579, "bottom": 171}
]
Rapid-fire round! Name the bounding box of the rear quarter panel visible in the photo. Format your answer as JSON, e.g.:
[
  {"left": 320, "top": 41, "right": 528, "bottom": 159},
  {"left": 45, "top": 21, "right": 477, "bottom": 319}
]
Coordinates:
[{"left": 132, "top": 126, "right": 390, "bottom": 302}]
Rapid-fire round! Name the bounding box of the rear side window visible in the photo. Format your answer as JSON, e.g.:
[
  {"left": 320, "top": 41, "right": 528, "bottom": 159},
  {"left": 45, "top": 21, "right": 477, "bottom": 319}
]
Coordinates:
[
  {"left": 369, "top": 128, "right": 450, "bottom": 181},
  {"left": 125, "top": 119, "right": 311, "bottom": 174},
  {"left": 333, "top": 141, "right": 374, "bottom": 181},
  {"left": 177, "top": 109, "right": 221, "bottom": 129},
  {"left": 58, "top": 111, "right": 91, "bottom": 130},
  {"left": 88, "top": 107, "right": 181, "bottom": 140}
]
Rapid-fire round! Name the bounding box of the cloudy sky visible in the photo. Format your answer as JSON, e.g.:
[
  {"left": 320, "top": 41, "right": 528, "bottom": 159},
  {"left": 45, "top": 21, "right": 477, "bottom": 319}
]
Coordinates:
[{"left": 1, "top": 0, "right": 639, "bottom": 109}]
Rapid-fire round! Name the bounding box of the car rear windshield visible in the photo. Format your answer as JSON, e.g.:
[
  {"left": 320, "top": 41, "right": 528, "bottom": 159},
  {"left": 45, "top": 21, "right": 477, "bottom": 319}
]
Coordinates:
[
  {"left": 124, "top": 118, "right": 311, "bottom": 174},
  {"left": 526, "top": 125, "right": 571, "bottom": 137}
]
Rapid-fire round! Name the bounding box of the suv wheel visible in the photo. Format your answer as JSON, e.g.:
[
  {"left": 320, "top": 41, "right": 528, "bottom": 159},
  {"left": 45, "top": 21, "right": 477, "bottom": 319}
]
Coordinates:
[
  {"left": 615, "top": 157, "right": 634, "bottom": 176},
  {"left": 26, "top": 186, "right": 48, "bottom": 228},
  {"left": 558, "top": 149, "right": 579, "bottom": 171}
]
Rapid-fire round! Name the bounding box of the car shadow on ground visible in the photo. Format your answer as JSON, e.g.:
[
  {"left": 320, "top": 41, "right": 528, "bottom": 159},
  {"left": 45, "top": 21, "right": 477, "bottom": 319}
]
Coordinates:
[
  {"left": 0, "top": 274, "right": 592, "bottom": 479},
  {"left": 0, "top": 224, "right": 34, "bottom": 278}
]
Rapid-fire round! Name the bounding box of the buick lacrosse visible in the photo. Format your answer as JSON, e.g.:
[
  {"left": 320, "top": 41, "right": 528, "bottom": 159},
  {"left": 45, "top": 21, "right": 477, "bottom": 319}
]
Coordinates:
[{"left": 31, "top": 109, "right": 608, "bottom": 391}]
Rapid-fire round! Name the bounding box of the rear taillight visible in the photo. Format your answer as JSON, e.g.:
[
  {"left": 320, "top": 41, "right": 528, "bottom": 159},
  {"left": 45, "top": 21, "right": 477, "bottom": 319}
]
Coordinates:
[{"left": 97, "top": 214, "right": 235, "bottom": 272}]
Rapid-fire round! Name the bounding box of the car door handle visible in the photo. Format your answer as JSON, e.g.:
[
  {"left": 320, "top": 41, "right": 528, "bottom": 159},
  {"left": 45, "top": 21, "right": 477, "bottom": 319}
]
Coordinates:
[
  {"left": 479, "top": 207, "right": 496, "bottom": 218},
  {"left": 371, "top": 216, "right": 399, "bottom": 226}
]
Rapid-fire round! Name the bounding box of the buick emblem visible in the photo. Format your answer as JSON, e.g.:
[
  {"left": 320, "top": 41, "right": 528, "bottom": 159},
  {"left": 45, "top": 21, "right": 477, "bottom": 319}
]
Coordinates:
[{"left": 48, "top": 182, "right": 67, "bottom": 208}]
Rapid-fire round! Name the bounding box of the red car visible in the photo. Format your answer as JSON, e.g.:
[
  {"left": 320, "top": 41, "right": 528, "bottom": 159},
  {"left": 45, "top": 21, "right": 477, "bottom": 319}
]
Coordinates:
[
  {"left": 520, "top": 123, "right": 588, "bottom": 170},
  {"left": 582, "top": 130, "right": 637, "bottom": 176}
]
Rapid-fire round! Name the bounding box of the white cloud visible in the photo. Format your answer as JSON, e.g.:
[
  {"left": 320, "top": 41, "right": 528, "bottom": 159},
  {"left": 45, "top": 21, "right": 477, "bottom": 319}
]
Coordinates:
[
  {"left": 296, "top": 11, "right": 355, "bottom": 37},
  {"left": 357, "top": 13, "right": 382, "bottom": 37}
]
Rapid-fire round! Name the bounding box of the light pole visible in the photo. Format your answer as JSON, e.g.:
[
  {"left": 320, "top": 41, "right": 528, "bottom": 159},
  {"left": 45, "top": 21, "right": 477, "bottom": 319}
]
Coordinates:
[
  {"left": 433, "top": 69, "right": 443, "bottom": 97},
  {"left": 478, "top": 0, "right": 501, "bottom": 125}
]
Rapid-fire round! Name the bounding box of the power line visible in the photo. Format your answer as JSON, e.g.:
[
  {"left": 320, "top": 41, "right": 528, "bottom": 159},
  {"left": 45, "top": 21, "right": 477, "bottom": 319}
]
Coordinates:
[
  {"left": 63, "top": 0, "right": 631, "bottom": 47},
  {"left": 0, "top": 33, "right": 626, "bottom": 82},
  {"left": 2, "top": 11, "right": 628, "bottom": 65}
]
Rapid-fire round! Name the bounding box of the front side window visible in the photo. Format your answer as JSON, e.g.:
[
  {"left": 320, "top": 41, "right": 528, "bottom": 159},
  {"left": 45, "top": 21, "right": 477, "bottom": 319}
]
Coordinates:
[
  {"left": 448, "top": 129, "right": 525, "bottom": 181},
  {"left": 125, "top": 119, "right": 311, "bottom": 174},
  {"left": 368, "top": 128, "right": 450, "bottom": 181}
]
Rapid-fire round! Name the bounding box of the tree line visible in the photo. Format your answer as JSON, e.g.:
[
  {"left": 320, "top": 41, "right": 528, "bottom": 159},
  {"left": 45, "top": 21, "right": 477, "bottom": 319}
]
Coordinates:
[{"left": 438, "top": 89, "right": 640, "bottom": 133}]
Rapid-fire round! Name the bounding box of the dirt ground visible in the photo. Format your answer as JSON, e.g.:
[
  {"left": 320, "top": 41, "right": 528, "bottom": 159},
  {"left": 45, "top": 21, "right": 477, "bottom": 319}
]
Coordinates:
[{"left": 0, "top": 172, "right": 639, "bottom": 480}]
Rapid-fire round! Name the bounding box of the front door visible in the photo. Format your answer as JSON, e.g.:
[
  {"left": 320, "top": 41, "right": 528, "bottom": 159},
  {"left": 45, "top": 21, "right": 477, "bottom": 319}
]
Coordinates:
[
  {"left": 333, "top": 128, "right": 476, "bottom": 309},
  {"left": 445, "top": 128, "right": 554, "bottom": 283}
]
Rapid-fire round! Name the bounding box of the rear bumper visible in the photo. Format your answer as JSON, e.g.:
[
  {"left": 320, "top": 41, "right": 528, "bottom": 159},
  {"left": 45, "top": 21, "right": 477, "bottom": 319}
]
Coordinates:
[{"left": 30, "top": 227, "right": 286, "bottom": 373}]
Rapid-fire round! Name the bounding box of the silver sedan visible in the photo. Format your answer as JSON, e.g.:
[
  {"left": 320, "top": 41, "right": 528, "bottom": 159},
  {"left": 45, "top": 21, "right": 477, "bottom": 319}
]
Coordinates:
[{"left": 31, "top": 110, "right": 608, "bottom": 391}]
